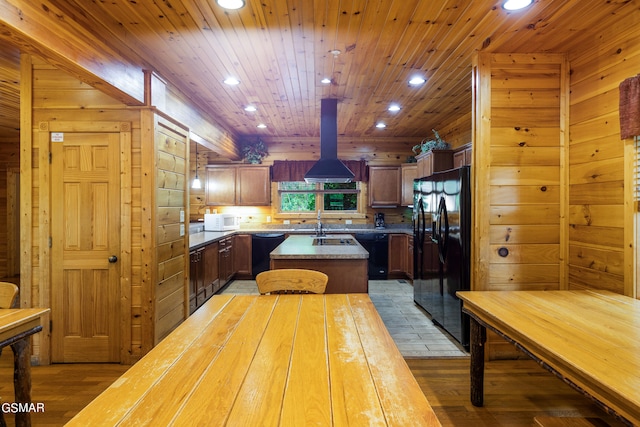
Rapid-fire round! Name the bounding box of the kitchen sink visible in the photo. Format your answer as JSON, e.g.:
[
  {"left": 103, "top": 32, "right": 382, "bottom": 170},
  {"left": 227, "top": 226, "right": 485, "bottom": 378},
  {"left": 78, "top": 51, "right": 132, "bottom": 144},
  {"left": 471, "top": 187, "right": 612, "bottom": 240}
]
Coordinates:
[{"left": 312, "top": 238, "right": 356, "bottom": 246}]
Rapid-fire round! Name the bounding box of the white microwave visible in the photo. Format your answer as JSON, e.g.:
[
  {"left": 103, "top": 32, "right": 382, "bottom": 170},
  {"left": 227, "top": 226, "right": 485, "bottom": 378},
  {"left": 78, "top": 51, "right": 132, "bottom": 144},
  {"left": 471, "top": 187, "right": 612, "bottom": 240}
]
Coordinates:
[{"left": 204, "top": 213, "right": 240, "bottom": 231}]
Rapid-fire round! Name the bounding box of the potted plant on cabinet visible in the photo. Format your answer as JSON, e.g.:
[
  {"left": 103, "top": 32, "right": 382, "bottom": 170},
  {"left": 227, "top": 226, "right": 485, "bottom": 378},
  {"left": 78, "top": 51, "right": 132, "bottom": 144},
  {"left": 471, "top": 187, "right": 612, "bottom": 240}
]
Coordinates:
[
  {"left": 412, "top": 129, "right": 450, "bottom": 156},
  {"left": 241, "top": 138, "right": 268, "bottom": 164}
]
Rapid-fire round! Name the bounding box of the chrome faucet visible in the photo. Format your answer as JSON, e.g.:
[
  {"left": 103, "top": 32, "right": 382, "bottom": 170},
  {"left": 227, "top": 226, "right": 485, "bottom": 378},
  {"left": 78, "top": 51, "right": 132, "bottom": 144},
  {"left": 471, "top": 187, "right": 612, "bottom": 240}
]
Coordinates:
[{"left": 316, "top": 210, "right": 325, "bottom": 236}]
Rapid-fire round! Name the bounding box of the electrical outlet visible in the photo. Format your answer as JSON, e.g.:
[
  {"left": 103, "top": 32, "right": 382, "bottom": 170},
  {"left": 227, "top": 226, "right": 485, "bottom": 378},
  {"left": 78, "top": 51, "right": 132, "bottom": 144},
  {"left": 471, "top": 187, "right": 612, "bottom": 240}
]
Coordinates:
[
  {"left": 179, "top": 210, "right": 185, "bottom": 222},
  {"left": 179, "top": 224, "right": 185, "bottom": 237},
  {"left": 283, "top": 220, "right": 290, "bottom": 225},
  {"left": 345, "top": 219, "right": 352, "bottom": 224}
]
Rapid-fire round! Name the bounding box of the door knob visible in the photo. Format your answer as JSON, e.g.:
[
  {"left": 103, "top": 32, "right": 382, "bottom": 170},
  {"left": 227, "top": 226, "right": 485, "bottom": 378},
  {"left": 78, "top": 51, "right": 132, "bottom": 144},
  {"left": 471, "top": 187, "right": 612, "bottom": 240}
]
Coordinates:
[{"left": 108, "top": 255, "right": 118, "bottom": 263}]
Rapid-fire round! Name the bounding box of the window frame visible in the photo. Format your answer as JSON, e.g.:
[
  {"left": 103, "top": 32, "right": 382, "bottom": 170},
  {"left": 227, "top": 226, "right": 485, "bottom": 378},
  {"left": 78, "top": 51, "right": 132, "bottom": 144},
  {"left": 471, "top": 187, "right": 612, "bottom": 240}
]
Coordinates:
[{"left": 276, "top": 181, "right": 366, "bottom": 217}]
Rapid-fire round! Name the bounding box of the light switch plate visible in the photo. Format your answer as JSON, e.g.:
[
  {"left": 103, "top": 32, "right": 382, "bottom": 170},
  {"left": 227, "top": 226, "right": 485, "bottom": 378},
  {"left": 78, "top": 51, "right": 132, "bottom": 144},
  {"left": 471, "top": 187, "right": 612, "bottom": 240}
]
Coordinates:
[
  {"left": 180, "top": 224, "right": 185, "bottom": 236},
  {"left": 179, "top": 210, "right": 185, "bottom": 222}
]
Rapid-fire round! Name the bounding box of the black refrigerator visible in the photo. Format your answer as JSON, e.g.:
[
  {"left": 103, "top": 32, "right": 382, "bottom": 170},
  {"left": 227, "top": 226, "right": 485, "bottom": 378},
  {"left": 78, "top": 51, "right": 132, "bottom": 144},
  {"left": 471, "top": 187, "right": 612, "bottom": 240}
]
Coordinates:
[{"left": 413, "top": 166, "right": 471, "bottom": 350}]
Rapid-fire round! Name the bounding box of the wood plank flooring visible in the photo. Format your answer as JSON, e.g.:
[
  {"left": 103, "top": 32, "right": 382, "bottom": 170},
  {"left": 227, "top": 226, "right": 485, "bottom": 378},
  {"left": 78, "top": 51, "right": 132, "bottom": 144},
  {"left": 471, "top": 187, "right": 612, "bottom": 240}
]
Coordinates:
[{"left": 0, "top": 351, "right": 626, "bottom": 426}]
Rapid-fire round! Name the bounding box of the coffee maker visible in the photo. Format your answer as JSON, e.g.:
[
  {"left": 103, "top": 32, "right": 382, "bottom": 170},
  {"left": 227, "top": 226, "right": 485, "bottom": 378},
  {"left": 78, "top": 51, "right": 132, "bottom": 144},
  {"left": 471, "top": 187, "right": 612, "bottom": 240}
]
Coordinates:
[{"left": 374, "top": 212, "right": 385, "bottom": 229}]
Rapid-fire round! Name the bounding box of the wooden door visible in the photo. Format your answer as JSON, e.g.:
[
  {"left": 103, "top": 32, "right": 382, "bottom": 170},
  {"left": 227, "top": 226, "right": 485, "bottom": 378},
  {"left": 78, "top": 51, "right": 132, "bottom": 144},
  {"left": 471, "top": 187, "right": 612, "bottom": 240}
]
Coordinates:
[{"left": 51, "top": 132, "right": 121, "bottom": 363}]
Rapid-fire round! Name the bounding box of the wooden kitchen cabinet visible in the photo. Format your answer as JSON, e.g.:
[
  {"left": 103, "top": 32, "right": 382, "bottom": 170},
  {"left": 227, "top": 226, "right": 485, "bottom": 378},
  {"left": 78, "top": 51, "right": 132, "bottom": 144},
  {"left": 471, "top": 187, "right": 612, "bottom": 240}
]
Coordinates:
[
  {"left": 416, "top": 150, "right": 453, "bottom": 178},
  {"left": 453, "top": 143, "right": 472, "bottom": 168},
  {"left": 233, "top": 234, "right": 252, "bottom": 279},
  {"left": 368, "top": 166, "right": 401, "bottom": 207},
  {"left": 218, "top": 236, "right": 234, "bottom": 287},
  {"left": 388, "top": 233, "right": 414, "bottom": 279},
  {"left": 388, "top": 234, "right": 408, "bottom": 278},
  {"left": 401, "top": 163, "right": 417, "bottom": 206},
  {"left": 206, "top": 165, "right": 271, "bottom": 206},
  {"left": 203, "top": 241, "right": 219, "bottom": 295},
  {"left": 189, "top": 248, "right": 203, "bottom": 314},
  {"left": 190, "top": 241, "right": 220, "bottom": 314}
]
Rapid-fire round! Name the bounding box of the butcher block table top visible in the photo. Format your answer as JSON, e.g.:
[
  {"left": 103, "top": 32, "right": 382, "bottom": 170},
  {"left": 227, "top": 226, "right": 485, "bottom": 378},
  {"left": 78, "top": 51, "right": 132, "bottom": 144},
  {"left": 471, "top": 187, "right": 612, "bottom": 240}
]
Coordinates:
[
  {"left": 270, "top": 234, "right": 369, "bottom": 259},
  {"left": 67, "top": 294, "right": 440, "bottom": 426},
  {"left": 457, "top": 290, "right": 640, "bottom": 426}
]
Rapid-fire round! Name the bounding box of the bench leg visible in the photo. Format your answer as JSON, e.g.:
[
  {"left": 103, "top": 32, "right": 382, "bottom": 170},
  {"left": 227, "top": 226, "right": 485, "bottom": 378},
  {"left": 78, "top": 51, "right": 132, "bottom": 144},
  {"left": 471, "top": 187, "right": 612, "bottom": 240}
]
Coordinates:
[
  {"left": 470, "top": 317, "right": 486, "bottom": 407},
  {"left": 11, "top": 337, "right": 32, "bottom": 427}
]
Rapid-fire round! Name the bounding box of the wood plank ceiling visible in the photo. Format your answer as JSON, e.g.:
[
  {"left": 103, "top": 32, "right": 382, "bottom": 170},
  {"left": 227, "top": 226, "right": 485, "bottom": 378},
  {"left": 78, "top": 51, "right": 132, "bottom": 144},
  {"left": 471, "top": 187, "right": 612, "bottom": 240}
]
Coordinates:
[{"left": 0, "top": 0, "right": 634, "bottom": 148}]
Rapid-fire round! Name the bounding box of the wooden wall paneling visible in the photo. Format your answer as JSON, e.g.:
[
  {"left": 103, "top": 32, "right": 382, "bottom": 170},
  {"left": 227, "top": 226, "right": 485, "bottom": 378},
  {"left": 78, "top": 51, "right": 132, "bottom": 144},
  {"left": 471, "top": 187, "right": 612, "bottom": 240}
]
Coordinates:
[
  {"left": 6, "top": 167, "right": 19, "bottom": 277},
  {"left": 139, "top": 110, "right": 155, "bottom": 356},
  {"left": 473, "top": 53, "right": 568, "bottom": 359},
  {"left": 566, "top": 10, "right": 640, "bottom": 296},
  {"left": 19, "top": 53, "right": 36, "bottom": 360},
  {"left": 471, "top": 52, "right": 493, "bottom": 292},
  {"left": 117, "top": 123, "right": 134, "bottom": 364},
  {"left": 153, "top": 117, "right": 188, "bottom": 343},
  {"left": 37, "top": 121, "right": 50, "bottom": 318}
]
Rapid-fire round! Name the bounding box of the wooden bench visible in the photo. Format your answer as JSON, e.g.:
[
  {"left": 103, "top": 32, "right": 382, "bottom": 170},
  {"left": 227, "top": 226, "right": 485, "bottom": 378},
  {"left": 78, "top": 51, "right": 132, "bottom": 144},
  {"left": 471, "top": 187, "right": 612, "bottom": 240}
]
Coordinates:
[{"left": 533, "top": 416, "right": 610, "bottom": 427}]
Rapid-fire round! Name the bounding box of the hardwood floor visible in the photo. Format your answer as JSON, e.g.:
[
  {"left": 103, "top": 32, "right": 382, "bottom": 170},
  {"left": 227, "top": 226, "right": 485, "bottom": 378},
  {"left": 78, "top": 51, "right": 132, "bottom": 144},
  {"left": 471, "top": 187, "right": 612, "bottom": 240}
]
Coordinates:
[
  {"left": 407, "top": 358, "right": 625, "bottom": 427},
  {"left": 0, "top": 352, "right": 626, "bottom": 426}
]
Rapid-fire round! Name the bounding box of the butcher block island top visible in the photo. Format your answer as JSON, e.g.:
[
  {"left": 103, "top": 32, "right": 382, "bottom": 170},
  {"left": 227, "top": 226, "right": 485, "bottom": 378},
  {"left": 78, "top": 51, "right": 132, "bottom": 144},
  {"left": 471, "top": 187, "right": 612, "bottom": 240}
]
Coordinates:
[
  {"left": 270, "top": 235, "right": 369, "bottom": 293},
  {"left": 67, "top": 294, "right": 441, "bottom": 426}
]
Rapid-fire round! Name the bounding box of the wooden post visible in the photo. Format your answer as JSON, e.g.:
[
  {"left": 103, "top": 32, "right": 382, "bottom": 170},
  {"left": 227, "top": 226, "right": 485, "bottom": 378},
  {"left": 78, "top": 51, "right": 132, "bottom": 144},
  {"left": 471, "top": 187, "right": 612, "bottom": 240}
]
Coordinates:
[{"left": 470, "top": 317, "right": 486, "bottom": 407}]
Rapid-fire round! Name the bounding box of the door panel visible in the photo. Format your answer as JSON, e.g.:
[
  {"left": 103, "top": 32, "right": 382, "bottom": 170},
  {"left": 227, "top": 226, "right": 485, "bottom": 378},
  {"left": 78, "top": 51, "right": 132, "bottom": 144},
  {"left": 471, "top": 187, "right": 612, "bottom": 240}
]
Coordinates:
[{"left": 51, "top": 132, "right": 120, "bottom": 363}]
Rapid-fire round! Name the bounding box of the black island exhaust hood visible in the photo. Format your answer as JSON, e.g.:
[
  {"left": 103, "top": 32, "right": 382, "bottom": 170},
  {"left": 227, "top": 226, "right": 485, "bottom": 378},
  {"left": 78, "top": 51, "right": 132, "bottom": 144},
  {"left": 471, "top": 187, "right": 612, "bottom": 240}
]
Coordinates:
[{"left": 304, "top": 98, "right": 355, "bottom": 183}]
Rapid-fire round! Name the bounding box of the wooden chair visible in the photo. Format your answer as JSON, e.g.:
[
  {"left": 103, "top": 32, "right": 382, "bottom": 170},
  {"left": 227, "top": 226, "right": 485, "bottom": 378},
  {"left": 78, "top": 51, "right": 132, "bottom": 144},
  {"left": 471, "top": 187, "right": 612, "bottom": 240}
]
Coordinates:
[
  {"left": 255, "top": 269, "right": 328, "bottom": 295},
  {"left": 0, "top": 282, "right": 18, "bottom": 308}
]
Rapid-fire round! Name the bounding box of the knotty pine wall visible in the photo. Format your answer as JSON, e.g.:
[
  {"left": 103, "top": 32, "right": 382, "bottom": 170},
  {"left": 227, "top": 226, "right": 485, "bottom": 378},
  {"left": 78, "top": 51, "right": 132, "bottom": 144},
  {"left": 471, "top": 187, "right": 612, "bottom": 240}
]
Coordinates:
[
  {"left": 473, "top": 53, "right": 567, "bottom": 295},
  {"left": 149, "top": 115, "right": 189, "bottom": 344},
  {"left": 565, "top": 7, "right": 640, "bottom": 296},
  {"left": 0, "top": 137, "right": 19, "bottom": 279}
]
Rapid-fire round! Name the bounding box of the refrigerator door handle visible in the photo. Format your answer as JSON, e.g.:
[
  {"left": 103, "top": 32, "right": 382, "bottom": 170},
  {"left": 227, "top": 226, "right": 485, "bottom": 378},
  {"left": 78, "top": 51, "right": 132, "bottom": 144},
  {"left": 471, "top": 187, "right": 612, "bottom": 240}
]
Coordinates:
[{"left": 437, "top": 196, "right": 449, "bottom": 264}]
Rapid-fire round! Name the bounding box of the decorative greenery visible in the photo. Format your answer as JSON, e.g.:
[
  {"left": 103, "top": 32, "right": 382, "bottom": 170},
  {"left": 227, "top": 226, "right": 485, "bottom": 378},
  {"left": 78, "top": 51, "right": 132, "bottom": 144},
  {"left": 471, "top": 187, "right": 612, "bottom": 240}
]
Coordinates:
[
  {"left": 412, "top": 129, "right": 450, "bottom": 155},
  {"left": 241, "top": 137, "right": 268, "bottom": 164}
]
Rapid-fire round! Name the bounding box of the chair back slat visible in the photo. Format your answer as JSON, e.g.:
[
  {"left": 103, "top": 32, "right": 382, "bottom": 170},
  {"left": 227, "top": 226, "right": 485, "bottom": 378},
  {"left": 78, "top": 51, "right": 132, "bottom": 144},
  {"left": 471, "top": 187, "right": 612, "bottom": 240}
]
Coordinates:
[
  {"left": 0, "top": 282, "right": 19, "bottom": 308},
  {"left": 255, "top": 269, "right": 328, "bottom": 295}
]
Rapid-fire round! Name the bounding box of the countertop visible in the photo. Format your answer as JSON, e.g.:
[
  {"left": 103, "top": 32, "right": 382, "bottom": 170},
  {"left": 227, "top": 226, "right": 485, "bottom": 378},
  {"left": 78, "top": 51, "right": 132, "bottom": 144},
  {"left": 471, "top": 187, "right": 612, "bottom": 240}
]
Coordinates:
[
  {"left": 269, "top": 234, "right": 369, "bottom": 260},
  {"left": 188, "top": 225, "right": 412, "bottom": 250}
]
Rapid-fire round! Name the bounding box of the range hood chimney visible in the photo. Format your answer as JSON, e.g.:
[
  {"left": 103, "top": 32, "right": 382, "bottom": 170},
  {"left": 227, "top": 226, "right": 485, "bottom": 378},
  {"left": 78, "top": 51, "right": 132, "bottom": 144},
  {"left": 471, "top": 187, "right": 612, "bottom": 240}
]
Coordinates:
[{"left": 304, "top": 98, "right": 355, "bottom": 183}]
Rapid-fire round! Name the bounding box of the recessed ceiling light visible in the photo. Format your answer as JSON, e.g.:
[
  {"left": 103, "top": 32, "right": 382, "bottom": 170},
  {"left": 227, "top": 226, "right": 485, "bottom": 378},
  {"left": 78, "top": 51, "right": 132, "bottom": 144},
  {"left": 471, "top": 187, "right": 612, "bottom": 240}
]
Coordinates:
[
  {"left": 224, "top": 77, "right": 240, "bottom": 85},
  {"left": 257, "top": 123, "right": 267, "bottom": 129},
  {"left": 388, "top": 104, "right": 401, "bottom": 112},
  {"left": 321, "top": 77, "right": 331, "bottom": 84},
  {"left": 216, "top": 0, "right": 245, "bottom": 10},
  {"left": 409, "top": 76, "right": 426, "bottom": 85},
  {"left": 503, "top": 0, "right": 533, "bottom": 11},
  {"left": 244, "top": 105, "right": 257, "bottom": 112},
  {"left": 376, "top": 122, "right": 386, "bottom": 129}
]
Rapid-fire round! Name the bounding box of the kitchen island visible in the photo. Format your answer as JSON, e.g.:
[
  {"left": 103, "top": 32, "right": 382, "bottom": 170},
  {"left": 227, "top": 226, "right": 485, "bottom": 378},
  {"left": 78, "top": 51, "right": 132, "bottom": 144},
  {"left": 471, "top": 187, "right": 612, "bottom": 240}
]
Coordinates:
[{"left": 270, "top": 234, "right": 369, "bottom": 293}]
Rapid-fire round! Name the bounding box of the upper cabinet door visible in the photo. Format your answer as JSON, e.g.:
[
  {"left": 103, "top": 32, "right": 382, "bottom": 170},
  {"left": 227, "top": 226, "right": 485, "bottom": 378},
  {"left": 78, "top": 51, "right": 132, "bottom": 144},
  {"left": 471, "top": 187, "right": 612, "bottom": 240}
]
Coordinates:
[
  {"left": 205, "top": 165, "right": 271, "bottom": 206},
  {"left": 206, "top": 167, "right": 236, "bottom": 205},
  {"left": 237, "top": 166, "right": 271, "bottom": 206},
  {"left": 369, "top": 166, "right": 401, "bottom": 207}
]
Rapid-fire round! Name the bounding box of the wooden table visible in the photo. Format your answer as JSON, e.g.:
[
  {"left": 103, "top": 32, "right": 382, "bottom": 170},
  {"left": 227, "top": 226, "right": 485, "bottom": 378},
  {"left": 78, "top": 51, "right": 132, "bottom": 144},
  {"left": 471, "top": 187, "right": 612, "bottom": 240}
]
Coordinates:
[
  {"left": 0, "top": 308, "right": 50, "bottom": 427},
  {"left": 67, "top": 294, "right": 441, "bottom": 426},
  {"left": 457, "top": 290, "right": 640, "bottom": 426}
]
